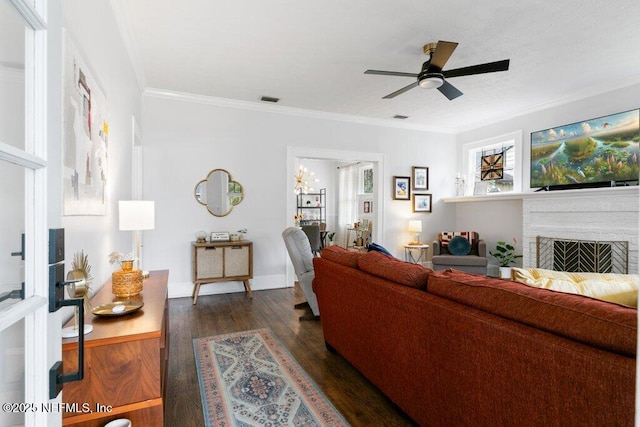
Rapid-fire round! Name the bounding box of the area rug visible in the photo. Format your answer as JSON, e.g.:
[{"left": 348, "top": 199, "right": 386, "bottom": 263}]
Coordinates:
[{"left": 194, "top": 328, "right": 349, "bottom": 426}]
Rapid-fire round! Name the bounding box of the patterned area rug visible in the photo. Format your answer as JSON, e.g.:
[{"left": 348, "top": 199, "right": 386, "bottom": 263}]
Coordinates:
[{"left": 194, "top": 328, "right": 349, "bottom": 426}]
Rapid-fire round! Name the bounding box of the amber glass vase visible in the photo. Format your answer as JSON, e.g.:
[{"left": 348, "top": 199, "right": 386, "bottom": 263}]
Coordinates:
[{"left": 112, "top": 260, "right": 143, "bottom": 297}]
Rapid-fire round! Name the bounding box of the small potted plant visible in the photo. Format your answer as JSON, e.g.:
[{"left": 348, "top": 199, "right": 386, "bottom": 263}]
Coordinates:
[
  {"left": 237, "top": 228, "right": 247, "bottom": 241},
  {"left": 490, "top": 238, "right": 522, "bottom": 279},
  {"left": 327, "top": 232, "right": 336, "bottom": 246},
  {"left": 109, "top": 251, "right": 137, "bottom": 271}
]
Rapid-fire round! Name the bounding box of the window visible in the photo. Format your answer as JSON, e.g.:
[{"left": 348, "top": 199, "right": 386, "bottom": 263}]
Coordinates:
[{"left": 462, "top": 130, "right": 522, "bottom": 195}]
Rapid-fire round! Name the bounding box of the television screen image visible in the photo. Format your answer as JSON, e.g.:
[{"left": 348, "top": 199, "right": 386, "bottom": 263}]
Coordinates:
[{"left": 530, "top": 109, "right": 639, "bottom": 189}]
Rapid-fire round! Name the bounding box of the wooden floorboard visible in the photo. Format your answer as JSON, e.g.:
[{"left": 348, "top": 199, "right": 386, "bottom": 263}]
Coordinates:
[{"left": 166, "top": 285, "right": 417, "bottom": 426}]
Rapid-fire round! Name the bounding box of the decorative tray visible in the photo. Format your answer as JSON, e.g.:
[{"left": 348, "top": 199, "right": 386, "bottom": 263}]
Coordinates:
[{"left": 92, "top": 301, "right": 144, "bottom": 317}]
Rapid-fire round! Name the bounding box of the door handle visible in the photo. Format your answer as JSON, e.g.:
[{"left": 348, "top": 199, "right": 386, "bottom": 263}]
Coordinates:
[
  {"left": 10, "top": 233, "right": 25, "bottom": 260},
  {"left": 48, "top": 264, "right": 85, "bottom": 398}
]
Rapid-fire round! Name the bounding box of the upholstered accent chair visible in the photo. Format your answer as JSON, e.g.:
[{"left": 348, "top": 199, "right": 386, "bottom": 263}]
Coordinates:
[
  {"left": 282, "top": 227, "right": 320, "bottom": 318},
  {"left": 301, "top": 225, "right": 322, "bottom": 256},
  {"left": 432, "top": 231, "right": 488, "bottom": 275}
]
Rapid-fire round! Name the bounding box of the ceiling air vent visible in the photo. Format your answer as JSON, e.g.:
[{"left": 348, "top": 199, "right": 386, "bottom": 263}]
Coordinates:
[
  {"left": 260, "top": 96, "right": 280, "bottom": 103},
  {"left": 393, "top": 115, "right": 409, "bottom": 120}
]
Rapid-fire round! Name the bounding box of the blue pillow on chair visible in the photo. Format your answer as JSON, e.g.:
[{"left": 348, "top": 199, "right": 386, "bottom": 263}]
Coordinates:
[
  {"left": 448, "top": 236, "right": 471, "bottom": 255},
  {"left": 368, "top": 242, "right": 393, "bottom": 257}
]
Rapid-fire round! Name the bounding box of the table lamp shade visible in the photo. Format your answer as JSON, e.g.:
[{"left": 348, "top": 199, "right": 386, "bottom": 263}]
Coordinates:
[
  {"left": 119, "top": 201, "right": 155, "bottom": 231},
  {"left": 408, "top": 220, "right": 422, "bottom": 233}
]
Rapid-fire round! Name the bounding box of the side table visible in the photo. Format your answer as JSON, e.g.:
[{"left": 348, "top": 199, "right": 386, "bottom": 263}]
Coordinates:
[{"left": 404, "top": 244, "right": 429, "bottom": 265}]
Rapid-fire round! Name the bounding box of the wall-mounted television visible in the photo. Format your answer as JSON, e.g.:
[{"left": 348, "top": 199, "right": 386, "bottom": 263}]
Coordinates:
[{"left": 530, "top": 109, "right": 639, "bottom": 190}]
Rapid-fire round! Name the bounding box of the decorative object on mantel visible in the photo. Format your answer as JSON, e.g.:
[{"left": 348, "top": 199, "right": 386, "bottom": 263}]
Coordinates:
[
  {"left": 408, "top": 220, "right": 423, "bottom": 245},
  {"left": 109, "top": 251, "right": 143, "bottom": 297},
  {"left": 455, "top": 173, "right": 466, "bottom": 196},
  {"left": 490, "top": 238, "right": 522, "bottom": 279},
  {"left": 195, "top": 231, "right": 207, "bottom": 243},
  {"left": 293, "top": 164, "right": 319, "bottom": 194}
]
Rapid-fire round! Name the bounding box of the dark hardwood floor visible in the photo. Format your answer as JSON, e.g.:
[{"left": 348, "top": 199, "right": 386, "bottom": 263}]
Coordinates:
[{"left": 166, "top": 285, "right": 417, "bottom": 426}]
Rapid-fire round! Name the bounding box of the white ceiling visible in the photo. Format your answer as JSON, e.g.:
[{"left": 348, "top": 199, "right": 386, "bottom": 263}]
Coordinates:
[{"left": 113, "top": 0, "right": 640, "bottom": 133}]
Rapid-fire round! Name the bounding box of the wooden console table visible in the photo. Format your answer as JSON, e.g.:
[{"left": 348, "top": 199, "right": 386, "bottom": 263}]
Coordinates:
[
  {"left": 61, "top": 270, "right": 169, "bottom": 426},
  {"left": 192, "top": 241, "right": 253, "bottom": 304}
]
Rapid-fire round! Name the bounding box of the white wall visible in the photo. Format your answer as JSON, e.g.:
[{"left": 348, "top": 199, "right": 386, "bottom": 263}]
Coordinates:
[
  {"left": 141, "top": 94, "right": 458, "bottom": 298},
  {"left": 455, "top": 84, "right": 640, "bottom": 268},
  {"left": 48, "top": 0, "right": 143, "bottom": 292}
]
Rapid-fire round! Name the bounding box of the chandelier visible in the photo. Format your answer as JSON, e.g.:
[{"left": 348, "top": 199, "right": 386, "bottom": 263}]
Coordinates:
[{"left": 294, "top": 165, "right": 318, "bottom": 194}]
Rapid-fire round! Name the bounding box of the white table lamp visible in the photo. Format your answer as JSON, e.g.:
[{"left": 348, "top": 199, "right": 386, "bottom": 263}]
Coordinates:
[
  {"left": 408, "top": 220, "right": 423, "bottom": 245},
  {"left": 119, "top": 200, "right": 155, "bottom": 277}
]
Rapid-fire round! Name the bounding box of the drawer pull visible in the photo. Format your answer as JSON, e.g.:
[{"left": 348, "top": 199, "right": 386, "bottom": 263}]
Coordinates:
[
  {"left": 231, "top": 246, "right": 243, "bottom": 249},
  {"left": 205, "top": 247, "right": 217, "bottom": 251}
]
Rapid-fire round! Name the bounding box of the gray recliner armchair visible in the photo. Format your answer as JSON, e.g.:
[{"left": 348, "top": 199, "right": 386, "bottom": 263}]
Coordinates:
[
  {"left": 282, "top": 227, "right": 320, "bottom": 319},
  {"left": 432, "top": 231, "right": 488, "bottom": 275}
]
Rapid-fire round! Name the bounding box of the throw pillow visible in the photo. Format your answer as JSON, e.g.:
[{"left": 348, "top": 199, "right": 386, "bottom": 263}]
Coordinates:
[
  {"left": 511, "top": 267, "right": 639, "bottom": 307},
  {"left": 448, "top": 236, "right": 471, "bottom": 256},
  {"left": 368, "top": 242, "right": 393, "bottom": 257}
]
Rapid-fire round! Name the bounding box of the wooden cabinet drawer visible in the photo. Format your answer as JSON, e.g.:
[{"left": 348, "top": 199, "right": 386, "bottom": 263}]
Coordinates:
[
  {"left": 195, "top": 246, "right": 223, "bottom": 279},
  {"left": 225, "top": 245, "right": 250, "bottom": 276}
]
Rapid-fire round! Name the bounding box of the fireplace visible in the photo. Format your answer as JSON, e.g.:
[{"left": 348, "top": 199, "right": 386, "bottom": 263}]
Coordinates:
[
  {"left": 536, "top": 236, "right": 628, "bottom": 274},
  {"left": 522, "top": 188, "right": 638, "bottom": 274}
]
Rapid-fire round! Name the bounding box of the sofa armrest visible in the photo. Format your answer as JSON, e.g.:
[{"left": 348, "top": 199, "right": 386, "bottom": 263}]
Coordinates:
[
  {"left": 477, "top": 240, "right": 486, "bottom": 257},
  {"left": 432, "top": 240, "right": 441, "bottom": 255}
]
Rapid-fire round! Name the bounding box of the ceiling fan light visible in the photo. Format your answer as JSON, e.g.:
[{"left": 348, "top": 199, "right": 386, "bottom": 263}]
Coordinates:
[{"left": 419, "top": 76, "right": 444, "bottom": 89}]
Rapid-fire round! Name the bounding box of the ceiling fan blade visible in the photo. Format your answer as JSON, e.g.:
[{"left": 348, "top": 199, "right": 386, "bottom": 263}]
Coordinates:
[
  {"left": 365, "top": 70, "right": 418, "bottom": 78},
  {"left": 443, "top": 59, "right": 510, "bottom": 79},
  {"left": 428, "top": 41, "right": 458, "bottom": 72},
  {"left": 382, "top": 81, "right": 419, "bottom": 99},
  {"left": 437, "top": 80, "right": 463, "bottom": 100}
]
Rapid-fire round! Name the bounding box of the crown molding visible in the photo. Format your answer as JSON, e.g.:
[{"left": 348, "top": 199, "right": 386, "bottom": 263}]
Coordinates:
[
  {"left": 456, "top": 75, "right": 640, "bottom": 133},
  {"left": 143, "top": 88, "right": 457, "bottom": 134}
]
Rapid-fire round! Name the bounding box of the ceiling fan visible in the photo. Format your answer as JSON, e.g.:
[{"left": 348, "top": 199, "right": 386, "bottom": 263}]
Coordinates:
[{"left": 364, "top": 40, "right": 510, "bottom": 100}]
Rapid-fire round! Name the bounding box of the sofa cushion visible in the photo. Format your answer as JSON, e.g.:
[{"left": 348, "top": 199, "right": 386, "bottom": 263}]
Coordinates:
[
  {"left": 511, "top": 267, "right": 639, "bottom": 308},
  {"left": 320, "top": 245, "right": 364, "bottom": 268},
  {"left": 357, "top": 251, "right": 431, "bottom": 290},
  {"left": 427, "top": 269, "right": 637, "bottom": 357}
]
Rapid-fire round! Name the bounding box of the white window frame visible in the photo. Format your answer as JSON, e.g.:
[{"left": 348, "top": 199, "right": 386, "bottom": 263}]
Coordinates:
[{"left": 462, "top": 130, "right": 523, "bottom": 195}]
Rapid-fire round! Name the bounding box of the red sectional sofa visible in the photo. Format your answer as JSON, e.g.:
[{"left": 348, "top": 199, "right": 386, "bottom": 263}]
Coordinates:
[{"left": 313, "top": 246, "right": 637, "bottom": 426}]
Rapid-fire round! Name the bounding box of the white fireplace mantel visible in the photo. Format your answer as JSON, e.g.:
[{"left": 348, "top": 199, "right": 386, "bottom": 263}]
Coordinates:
[{"left": 443, "top": 185, "right": 639, "bottom": 203}]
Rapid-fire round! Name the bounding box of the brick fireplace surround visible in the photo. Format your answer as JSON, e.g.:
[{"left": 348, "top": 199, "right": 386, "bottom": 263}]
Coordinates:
[{"left": 522, "top": 187, "right": 639, "bottom": 274}]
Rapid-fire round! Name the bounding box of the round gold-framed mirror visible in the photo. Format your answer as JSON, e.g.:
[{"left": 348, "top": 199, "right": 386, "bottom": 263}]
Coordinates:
[{"left": 194, "top": 168, "right": 244, "bottom": 217}]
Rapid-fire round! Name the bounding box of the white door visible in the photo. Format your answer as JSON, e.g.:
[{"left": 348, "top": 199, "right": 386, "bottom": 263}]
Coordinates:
[{"left": 0, "top": 0, "right": 54, "bottom": 426}]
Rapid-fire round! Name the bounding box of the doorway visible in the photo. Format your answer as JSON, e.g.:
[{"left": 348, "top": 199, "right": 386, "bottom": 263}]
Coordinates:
[{"left": 285, "top": 147, "right": 384, "bottom": 287}]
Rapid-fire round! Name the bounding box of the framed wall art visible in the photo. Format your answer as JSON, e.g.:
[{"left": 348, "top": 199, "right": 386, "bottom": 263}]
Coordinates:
[
  {"left": 412, "top": 166, "right": 429, "bottom": 191},
  {"left": 413, "top": 194, "right": 432, "bottom": 212},
  {"left": 393, "top": 176, "right": 411, "bottom": 200}
]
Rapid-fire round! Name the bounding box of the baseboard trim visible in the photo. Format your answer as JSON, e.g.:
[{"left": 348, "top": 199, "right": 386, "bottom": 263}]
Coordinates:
[{"left": 168, "top": 274, "right": 287, "bottom": 299}]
